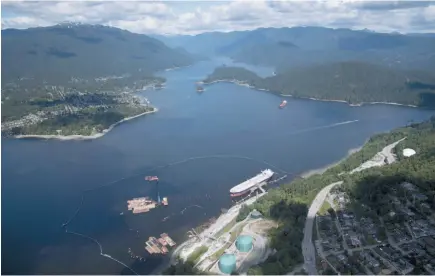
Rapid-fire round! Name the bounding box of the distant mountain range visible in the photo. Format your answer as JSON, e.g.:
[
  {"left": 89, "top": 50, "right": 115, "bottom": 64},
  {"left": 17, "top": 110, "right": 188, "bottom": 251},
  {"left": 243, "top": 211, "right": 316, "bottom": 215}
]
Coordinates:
[
  {"left": 157, "top": 26, "right": 435, "bottom": 73},
  {"left": 1, "top": 23, "right": 196, "bottom": 84}
]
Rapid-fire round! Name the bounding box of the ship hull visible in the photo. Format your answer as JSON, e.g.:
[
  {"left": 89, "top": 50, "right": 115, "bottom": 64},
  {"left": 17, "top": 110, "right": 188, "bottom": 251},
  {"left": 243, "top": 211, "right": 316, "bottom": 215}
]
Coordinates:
[{"left": 230, "top": 174, "right": 273, "bottom": 197}]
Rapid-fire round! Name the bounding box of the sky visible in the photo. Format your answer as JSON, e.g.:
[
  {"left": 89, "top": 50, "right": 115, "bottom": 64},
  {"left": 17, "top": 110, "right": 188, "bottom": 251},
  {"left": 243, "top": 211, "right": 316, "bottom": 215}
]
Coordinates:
[{"left": 1, "top": 0, "right": 435, "bottom": 35}]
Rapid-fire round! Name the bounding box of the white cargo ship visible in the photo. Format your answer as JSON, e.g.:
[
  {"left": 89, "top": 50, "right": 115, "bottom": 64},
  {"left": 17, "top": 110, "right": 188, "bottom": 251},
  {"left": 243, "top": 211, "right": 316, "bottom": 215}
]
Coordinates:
[{"left": 229, "top": 169, "right": 274, "bottom": 197}]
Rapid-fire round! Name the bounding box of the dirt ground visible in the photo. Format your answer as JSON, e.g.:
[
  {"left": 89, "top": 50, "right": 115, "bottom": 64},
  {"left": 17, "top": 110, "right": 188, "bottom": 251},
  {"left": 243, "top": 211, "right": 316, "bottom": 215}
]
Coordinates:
[{"left": 246, "top": 220, "right": 278, "bottom": 235}]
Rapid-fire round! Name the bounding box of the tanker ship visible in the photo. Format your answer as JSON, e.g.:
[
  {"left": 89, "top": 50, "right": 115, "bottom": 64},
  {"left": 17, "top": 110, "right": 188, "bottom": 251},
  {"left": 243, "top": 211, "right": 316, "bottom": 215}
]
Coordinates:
[{"left": 230, "top": 169, "right": 274, "bottom": 197}]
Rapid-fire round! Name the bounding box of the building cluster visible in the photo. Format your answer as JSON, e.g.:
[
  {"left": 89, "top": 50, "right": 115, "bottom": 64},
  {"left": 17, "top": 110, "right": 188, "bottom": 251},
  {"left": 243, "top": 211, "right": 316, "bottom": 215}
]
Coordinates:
[
  {"left": 315, "top": 182, "right": 435, "bottom": 275},
  {"left": 2, "top": 86, "right": 149, "bottom": 134}
]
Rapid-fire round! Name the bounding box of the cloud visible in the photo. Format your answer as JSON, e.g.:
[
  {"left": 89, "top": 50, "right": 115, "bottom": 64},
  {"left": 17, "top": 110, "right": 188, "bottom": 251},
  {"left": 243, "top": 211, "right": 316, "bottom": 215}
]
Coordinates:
[
  {"left": 1, "top": 0, "right": 435, "bottom": 34},
  {"left": 349, "top": 0, "right": 435, "bottom": 11}
]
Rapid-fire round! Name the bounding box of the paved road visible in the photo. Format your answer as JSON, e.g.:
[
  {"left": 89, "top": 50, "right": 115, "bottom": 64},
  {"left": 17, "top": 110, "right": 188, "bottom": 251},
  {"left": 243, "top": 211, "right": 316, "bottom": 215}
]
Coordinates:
[
  {"left": 381, "top": 137, "right": 406, "bottom": 164},
  {"left": 350, "top": 138, "right": 406, "bottom": 174},
  {"left": 301, "top": 181, "right": 343, "bottom": 275}
]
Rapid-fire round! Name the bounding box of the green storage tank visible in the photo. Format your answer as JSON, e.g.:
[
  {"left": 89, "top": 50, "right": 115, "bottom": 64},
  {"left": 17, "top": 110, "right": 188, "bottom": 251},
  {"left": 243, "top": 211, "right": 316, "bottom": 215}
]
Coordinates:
[
  {"left": 218, "top": 253, "right": 236, "bottom": 274},
  {"left": 236, "top": 235, "right": 253, "bottom": 252},
  {"left": 250, "top": 209, "right": 262, "bottom": 219}
]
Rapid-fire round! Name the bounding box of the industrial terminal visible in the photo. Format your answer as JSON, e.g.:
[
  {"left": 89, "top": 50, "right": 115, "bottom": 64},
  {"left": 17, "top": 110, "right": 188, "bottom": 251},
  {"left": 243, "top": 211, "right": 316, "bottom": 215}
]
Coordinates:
[
  {"left": 165, "top": 169, "right": 286, "bottom": 274},
  {"left": 171, "top": 204, "right": 277, "bottom": 275}
]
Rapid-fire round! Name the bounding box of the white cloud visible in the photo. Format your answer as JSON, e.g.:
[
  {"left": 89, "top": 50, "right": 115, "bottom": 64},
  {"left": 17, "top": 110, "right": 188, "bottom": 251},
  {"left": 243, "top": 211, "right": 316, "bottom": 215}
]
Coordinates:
[{"left": 1, "top": 0, "right": 435, "bottom": 34}]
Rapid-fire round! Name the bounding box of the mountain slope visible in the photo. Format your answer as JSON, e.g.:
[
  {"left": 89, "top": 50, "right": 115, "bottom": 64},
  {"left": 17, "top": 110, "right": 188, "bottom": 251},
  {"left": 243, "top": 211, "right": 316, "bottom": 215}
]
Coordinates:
[
  {"left": 203, "top": 62, "right": 435, "bottom": 107},
  {"left": 223, "top": 27, "right": 435, "bottom": 72},
  {"left": 1, "top": 23, "right": 196, "bottom": 84},
  {"left": 159, "top": 26, "right": 435, "bottom": 72}
]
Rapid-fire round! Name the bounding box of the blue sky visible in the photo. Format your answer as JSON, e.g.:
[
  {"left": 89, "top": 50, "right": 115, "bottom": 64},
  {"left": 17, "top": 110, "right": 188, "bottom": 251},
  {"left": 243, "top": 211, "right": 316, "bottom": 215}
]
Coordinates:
[{"left": 1, "top": 1, "right": 435, "bottom": 34}]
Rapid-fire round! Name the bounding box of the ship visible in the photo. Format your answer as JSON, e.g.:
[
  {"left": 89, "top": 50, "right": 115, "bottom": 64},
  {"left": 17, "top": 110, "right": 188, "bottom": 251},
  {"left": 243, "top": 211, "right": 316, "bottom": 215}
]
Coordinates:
[
  {"left": 229, "top": 169, "right": 274, "bottom": 197},
  {"left": 162, "top": 197, "right": 168, "bottom": 206},
  {"left": 196, "top": 85, "right": 205, "bottom": 92},
  {"left": 279, "top": 100, "right": 287, "bottom": 108}
]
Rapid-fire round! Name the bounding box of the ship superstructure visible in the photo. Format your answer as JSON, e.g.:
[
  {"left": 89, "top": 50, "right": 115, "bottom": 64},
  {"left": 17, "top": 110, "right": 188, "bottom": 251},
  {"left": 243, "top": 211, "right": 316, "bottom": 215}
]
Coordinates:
[{"left": 229, "top": 169, "right": 274, "bottom": 197}]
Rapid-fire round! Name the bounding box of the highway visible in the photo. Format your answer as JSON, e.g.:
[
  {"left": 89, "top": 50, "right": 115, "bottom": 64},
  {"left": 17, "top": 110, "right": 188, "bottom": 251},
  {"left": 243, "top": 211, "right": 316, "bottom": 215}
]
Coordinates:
[{"left": 301, "top": 181, "right": 343, "bottom": 275}]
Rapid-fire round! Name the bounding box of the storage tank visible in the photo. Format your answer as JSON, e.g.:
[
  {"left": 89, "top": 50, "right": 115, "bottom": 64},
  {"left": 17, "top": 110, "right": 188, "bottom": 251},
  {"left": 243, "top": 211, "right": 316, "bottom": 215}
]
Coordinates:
[
  {"left": 236, "top": 235, "right": 253, "bottom": 252},
  {"left": 218, "top": 253, "right": 236, "bottom": 274}
]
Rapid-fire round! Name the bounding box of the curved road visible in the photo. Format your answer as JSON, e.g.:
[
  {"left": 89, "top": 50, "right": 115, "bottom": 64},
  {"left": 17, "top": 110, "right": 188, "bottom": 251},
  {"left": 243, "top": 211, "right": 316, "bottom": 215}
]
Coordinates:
[{"left": 301, "top": 181, "right": 343, "bottom": 275}]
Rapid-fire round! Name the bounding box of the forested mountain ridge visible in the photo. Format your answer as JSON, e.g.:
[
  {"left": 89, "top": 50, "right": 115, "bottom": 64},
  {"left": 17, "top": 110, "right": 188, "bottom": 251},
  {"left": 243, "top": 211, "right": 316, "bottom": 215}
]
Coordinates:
[
  {"left": 203, "top": 63, "right": 435, "bottom": 107},
  {"left": 157, "top": 26, "right": 435, "bottom": 73},
  {"left": 1, "top": 23, "right": 196, "bottom": 84}
]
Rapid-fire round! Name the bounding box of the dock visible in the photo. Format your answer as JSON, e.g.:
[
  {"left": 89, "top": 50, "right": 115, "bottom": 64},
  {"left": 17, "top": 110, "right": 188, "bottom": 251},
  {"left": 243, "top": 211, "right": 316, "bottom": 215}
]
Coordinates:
[{"left": 145, "top": 233, "right": 176, "bottom": 255}]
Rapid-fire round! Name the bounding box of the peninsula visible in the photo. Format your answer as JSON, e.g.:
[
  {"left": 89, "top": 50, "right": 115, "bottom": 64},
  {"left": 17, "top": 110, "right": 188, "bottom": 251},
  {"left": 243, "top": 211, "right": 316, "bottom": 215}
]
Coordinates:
[
  {"left": 202, "top": 63, "right": 435, "bottom": 108},
  {"left": 1, "top": 23, "right": 197, "bottom": 138}
]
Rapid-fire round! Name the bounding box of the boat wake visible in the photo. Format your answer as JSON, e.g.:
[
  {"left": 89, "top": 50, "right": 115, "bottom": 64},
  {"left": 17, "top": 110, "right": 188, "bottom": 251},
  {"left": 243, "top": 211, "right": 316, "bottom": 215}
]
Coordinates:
[
  {"left": 181, "top": 204, "right": 204, "bottom": 215},
  {"left": 287, "top": 120, "right": 359, "bottom": 136}
]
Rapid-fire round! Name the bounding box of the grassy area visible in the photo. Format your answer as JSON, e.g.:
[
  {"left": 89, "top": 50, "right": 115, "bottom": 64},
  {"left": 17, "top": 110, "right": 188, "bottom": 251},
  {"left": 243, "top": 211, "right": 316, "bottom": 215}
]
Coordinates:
[
  {"left": 187, "top": 246, "right": 209, "bottom": 264},
  {"left": 215, "top": 218, "right": 237, "bottom": 238},
  {"left": 211, "top": 221, "right": 247, "bottom": 261},
  {"left": 318, "top": 200, "right": 331, "bottom": 215}
]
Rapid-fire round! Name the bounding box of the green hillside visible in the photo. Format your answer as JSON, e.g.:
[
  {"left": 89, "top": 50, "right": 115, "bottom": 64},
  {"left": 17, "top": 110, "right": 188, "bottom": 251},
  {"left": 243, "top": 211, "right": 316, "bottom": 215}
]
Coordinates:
[
  {"left": 158, "top": 27, "right": 435, "bottom": 73},
  {"left": 1, "top": 23, "right": 195, "bottom": 84},
  {"left": 203, "top": 63, "right": 435, "bottom": 107}
]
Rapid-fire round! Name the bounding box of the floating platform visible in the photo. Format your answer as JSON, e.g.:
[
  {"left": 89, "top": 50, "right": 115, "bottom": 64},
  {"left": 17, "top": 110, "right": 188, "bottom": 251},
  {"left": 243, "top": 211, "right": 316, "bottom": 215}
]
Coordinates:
[{"left": 145, "top": 233, "right": 176, "bottom": 254}]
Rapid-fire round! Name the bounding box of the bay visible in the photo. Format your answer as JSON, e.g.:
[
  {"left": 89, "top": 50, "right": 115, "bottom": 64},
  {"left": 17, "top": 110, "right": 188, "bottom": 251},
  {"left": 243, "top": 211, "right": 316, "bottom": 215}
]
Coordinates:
[{"left": 2, "top": 58, "right": 434, "bottom": 274}]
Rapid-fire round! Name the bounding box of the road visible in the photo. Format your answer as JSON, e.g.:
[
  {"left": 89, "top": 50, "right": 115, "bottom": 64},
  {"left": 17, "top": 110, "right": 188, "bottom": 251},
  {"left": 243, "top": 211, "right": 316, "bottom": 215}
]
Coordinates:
[
  {"left": 301, "top": 181, "right": 343, "bottom": 275},
  {"left": 350, "top": 138, "right": 406, "bottom": 174}
]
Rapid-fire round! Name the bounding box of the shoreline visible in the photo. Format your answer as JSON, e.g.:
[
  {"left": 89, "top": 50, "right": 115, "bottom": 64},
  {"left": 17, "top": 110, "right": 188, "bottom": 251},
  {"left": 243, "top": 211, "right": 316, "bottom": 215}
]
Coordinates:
[
  {"left": 300, "top": 144, "right": 364, "bottom": 179},
  {"left": 14, "top": 108, "right": 158, "bottom": 141},
  {"left": 202, "top": 79, "right": 418, "bottom": 108},
  {"left": 153, "top": 193, "right": 267, "bottom": 275}
]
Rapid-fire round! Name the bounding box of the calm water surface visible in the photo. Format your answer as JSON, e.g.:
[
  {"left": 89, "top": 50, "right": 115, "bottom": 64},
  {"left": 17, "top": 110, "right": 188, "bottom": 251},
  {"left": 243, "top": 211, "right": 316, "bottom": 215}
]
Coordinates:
[{"left": 2, "top": 58, "right": 434, "bottom": 274}]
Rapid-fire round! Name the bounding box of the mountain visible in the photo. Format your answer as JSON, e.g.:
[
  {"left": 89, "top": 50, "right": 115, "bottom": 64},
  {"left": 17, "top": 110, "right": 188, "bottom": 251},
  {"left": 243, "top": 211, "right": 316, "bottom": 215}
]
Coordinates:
[
  {"left": 153, "top": 31, "right": 248, "bottom": 56},
  {"left": 157, "top": 27, "right": 435, "bottom": 73},
  {"left": 203, "top": 62, "right": 435, "bottom": 107},
  {"left": 1, "top": 23, "right": 196, "bottom": 84}
]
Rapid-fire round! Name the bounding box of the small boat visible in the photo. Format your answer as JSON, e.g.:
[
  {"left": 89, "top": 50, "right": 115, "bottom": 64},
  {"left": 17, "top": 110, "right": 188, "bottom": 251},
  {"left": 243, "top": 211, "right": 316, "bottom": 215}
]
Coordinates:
[
  {"left": 279, "top": 100, "right": 287, "bottom": 109},
  {"left": 196, "top": 85, "right": 204, "bottom": 93}
]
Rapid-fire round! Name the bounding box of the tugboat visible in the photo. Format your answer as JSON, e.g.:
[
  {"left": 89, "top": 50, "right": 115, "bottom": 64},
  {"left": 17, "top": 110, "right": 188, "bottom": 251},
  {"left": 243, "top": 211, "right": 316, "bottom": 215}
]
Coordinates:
[
  {"left": 279, "top": 100, "right": 287, "bottom": 109},
  {"left": 196, "top": 85, "right": 204, "bottom": 93}
]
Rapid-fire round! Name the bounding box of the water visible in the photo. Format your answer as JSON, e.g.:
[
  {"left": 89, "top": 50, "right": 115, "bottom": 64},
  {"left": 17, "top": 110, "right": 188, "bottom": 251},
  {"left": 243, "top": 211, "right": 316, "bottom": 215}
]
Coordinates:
[{"left": 2, "top": 57, "right": 434, "bottom": 274}]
